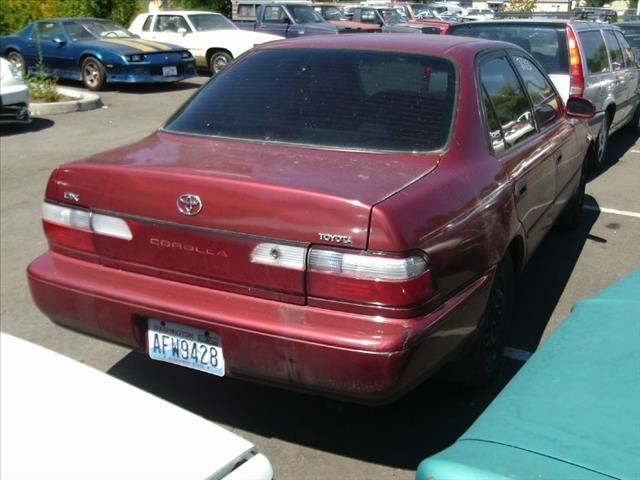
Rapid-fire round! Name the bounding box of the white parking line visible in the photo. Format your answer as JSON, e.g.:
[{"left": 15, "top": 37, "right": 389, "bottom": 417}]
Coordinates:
[
  {"left": 583, "top": 205, "right": 640, "bottom": 219},
  {"left": 503, "top": 346, "right": 533, "bottom": 362}
]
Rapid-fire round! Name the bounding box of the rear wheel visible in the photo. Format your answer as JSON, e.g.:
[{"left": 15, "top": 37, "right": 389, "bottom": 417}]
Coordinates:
[
  {"left": 209, "top": 51, "right": 232, "bottom": 75},
  {"left": 557, "top": 155, "right": 587, "bottom": 229},
  {"left": 444, "top": 254, "right": 515, "bottom": 387},
  {"left": 592, "top": 116, "right": 610, "bottom": 171},
  {"left": 7, "top": 50, "right": 26, "bottom": 77},
  {"left": 81, "top": 57, "right": 106, "bottom": 91}
]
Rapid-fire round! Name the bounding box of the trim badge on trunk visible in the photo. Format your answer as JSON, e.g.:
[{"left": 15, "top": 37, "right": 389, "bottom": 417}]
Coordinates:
[{"left": 177, "top": 194, "right": 203, "bottom": 216}]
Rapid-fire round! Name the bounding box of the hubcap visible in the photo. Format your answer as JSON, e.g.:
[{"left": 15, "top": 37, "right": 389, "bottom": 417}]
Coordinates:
[
  {"left": 9, "top": 53, "right": 22, "bottom": 72},
  {"left": 84, "top": 63, "right": 99, "bottom": 87},
  {"left": 213, "top": 56, "right": 228, "bottom": 73}
]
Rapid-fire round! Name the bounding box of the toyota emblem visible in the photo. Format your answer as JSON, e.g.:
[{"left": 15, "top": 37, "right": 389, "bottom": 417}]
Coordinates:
[{"left": 177, "top": 194, "right": 203, "bottom": 216}]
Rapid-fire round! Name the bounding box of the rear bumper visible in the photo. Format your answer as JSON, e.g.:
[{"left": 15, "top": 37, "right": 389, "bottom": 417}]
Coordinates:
[{"left": 28, "top": 251, "right": 493, "bottom": 403}]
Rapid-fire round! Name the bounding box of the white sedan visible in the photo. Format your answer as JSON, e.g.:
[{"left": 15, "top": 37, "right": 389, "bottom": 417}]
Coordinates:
[
  {"left": 1, "top": 333, "right": 274, "bottom": 480},
  {"left": 129, "top": 11, "right": 283, "bottom": 74},
  {"left": 0, "top": 57, "right": 30, "bottom": 123}
]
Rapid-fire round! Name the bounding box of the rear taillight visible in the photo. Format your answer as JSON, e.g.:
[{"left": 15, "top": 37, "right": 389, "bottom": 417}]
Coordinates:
[
  {"left": 567, "top": 26, "right": 584, "bottom": 97},
  {"left": 306, "top": 247, "right": 435, "bottom": 309},
  {"left": 42, "top": 202, "right": 132, "bottom": 253}
]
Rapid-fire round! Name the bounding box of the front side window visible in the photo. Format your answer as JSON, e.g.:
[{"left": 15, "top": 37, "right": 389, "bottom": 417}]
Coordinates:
[
  {"left": 614, "top": 30, "right": 636, "bottom": 66},
  {"left": 579, "top": 30, "right": 610, "bottom": 74},
  {"left": 263, "top": 6, "right": 288, "bottom": 23},
  {"left": 480, "top": 56, "right": 536, "bottom": 152},
  {"left": 359, "top": 9, "right": 379, "bottom": 23},
  {"left": 511, "top": 54, "right": 560, "bottom": 129},
  {"left": 603, "top": 29, "right": 624, "bottom": 70},
  {"left": 154, "top": 15, "right": 191, "bottom": 32},
  {"left": 165, "top": 49, "right": 456, "bottom": 152}
]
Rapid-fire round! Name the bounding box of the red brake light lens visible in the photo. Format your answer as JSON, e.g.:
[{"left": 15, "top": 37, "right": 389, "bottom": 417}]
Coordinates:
[
  {"left": 567, "top": 26, "right": 584, "bottom": 97},
  {"left": 306, "top": 247, "right": 435, "bottom": 308}
]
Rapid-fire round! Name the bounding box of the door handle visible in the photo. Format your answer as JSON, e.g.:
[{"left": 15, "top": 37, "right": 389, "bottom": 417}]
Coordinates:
[
  {"left": 515, "top": 180, "right": 527, "bottom": 199},
  {"left": 556, "top": 153, "right": 562, "bottom": 164}
]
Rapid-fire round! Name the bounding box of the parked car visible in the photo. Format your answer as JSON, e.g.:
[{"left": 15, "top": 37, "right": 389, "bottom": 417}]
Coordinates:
[
  {"left": 28, "top": 34, "right": 595, "bottom": 404},
  {"left": 1, "top": 333, "right": 274, "bottom": 479},
  {"left": 0, "top": 57, "right": 30, "bottom": 123},
  {"left": 417, "top": 269, "right": 640, "bottom": 480},
  {"left": 313, "top": 4, "right": 381, "bottom": 32},
  {"left": 0, "top": 18, "right": 196, "bottom": 91},
  {"left": 447, "top": 20, "right": 640, "bottom": 169},
  {"left": 234, "top": 3, "right": 338, "bottom": 37},
  {"left": 392, "top": 3, "right": 455, "bottom": 34},
  {"left": 349, "top": 7, "right": 428, "bottom": 33},
  {"left": 129, "top": 11, "right": 282, "bottom": 75}
]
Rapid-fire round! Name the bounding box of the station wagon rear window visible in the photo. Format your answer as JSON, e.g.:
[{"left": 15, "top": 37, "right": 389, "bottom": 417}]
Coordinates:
[
  {"left": 165, "top": 49, "right": 456, "bottom": 152},
  {"left": 450, "top": 25, "right": 569, "bottom": 75}
]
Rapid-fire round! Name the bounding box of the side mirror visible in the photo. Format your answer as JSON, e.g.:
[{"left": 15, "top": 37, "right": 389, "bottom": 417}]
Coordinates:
[
  {"left": 283, "top": 17, "right": 292, "bottom": 24},
  {"left": 177, "top": 27, "right": 187, "bottom": 36},
  {"left": 52, "top": 36, "right": 66, "bottom": 46},
  {"left": 566, "top": 97, "right": 596, "bottom": 119}
]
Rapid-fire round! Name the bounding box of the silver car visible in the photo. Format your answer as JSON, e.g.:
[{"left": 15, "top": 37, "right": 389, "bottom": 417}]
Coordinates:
[{"left": 448, "top": 20, "right": 640, "bottom": 170}]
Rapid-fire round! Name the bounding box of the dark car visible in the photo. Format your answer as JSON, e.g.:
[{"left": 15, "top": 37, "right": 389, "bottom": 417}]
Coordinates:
[
  {"left": 619, "top": 21, "right": 640, "bottom": 60},
  {"left": 448, "top": 20, "right": 640, "bottom": 169},
  {"left": 0, "top": 18, "right": 196, "bottom": 91},
  {"left": 28, "top": 35, "right": 594, "bottom": 403},
  {"left": 417, "top": 269, "right": 640, "bottom": 479}
]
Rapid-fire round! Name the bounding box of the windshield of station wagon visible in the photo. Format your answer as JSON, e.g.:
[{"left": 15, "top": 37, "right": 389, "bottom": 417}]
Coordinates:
[{"left": 165, "top": 49, "right": 456, "bottom": 152}]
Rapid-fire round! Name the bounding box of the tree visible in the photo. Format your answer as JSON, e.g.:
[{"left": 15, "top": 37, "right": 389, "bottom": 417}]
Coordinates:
[
  {"left": 170, "top": 0, "right": 231, "bottom": 17},
  {"left": 505, "top": 0, "right": 537, "bottom": 12}
]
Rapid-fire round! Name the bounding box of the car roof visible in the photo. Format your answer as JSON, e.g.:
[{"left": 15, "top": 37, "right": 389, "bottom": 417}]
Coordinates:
[
  {"left": 450, "top": 18, "right": 621, "bottom": 30},
  {"left": 37, "top": 17, "right": 113, "bottom": 22},
  {"left": 458, "top": 269, "right": 640, "bottom": 479},
  {"left": 257, "top": 32, "right": 514, "bottom": 56}
]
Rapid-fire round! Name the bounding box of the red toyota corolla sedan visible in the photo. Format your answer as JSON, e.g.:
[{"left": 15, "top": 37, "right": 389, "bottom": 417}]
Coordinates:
[{"left": 28, "top": 35, "right": 595, "bottom": 403}]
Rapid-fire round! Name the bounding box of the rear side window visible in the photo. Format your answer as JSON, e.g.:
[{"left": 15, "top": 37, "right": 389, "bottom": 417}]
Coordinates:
[
  {"left": 579, "top": 31, "right": 609, "bottom": 74},
  {"left": 511, "top": 55, "right": 560, "bottom": 129},
  {"left": 480, "top": 56, "right": 536, "bottom": 152},
  {"left": 602, "top": 30, "right": 624, "bottom": 70},
  {"left": 142, "top": 15, "right": 153, "bottom": 31},
  {"left": 165, "top": 49, "right": 456, "bottom": 152},
  {"left": 450, "top": 25, "right": 569, "bottom": 74}
]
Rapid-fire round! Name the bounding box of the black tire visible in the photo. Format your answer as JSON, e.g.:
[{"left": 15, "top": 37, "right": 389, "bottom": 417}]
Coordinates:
[
  {"left": 557, "top": 155, "right": 587, "bottom": 229},
  {"left": 628, "top": 104, "right": 640, "bottom": 133},
  {"left": 444, "top": 254, "right": 515, "bottom": 387},
  {"left": 7, "top": 50, "right": 26, "bottom": 77},
  {"left": 209, "top": 51, "right": 232, "bottom": 75},
  {"left": 81, "top": 57, "right": 106, "bottom": 91},
  {"left": 591, "top": 116, "right": 610, "bottom": 171}
]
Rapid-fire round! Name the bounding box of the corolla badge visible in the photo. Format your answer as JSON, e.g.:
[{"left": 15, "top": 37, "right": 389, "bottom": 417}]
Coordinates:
[{"left": 177, "top": 194, "right": 203, "bottom": 216}]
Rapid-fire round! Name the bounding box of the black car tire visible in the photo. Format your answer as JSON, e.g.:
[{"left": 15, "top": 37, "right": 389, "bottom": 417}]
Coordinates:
[
  {"left": 592, "top": 116, "right": 610, "bottom": 171},
  {"left": 557, "top": 155, "right": 587, "bottom": 230},
  {"left": 209, "top": 51, "right": 232, "bottom": 75},
  {"left": 443, "top": 253, "right": 515, "bottom": 387},
  {"left": 7, "top": 50, "right": 26, "bottom": 77},
  {"left": 81, "top": 57, "right": 106, "bottom": 91}
]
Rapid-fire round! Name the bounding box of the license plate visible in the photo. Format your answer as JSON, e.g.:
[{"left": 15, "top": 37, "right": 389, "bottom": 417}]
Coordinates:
[
  {"left": 147, "top": 319, "right": 225, "bottom": 376},
  {"left": 162, "top": 66, "right": 178, "bottom": 76}
]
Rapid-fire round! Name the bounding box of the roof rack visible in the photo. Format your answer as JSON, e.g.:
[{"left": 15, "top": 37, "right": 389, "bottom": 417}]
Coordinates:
[{"left": 493, "top": 9, "right": 617, "bottom": 23}]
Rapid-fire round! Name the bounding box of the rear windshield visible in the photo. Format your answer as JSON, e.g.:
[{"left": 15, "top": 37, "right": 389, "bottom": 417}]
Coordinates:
[
  {"left": 165, "top": 49, "right": 456, "bottom": 152},
  {"left": 450, "top": 24, "right": 569, "bottom": 74}
]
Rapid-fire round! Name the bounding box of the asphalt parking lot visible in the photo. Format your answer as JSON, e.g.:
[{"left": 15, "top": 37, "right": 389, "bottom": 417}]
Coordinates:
[{"left": 1, "top": 77, "right": 639, "bottom": 480}]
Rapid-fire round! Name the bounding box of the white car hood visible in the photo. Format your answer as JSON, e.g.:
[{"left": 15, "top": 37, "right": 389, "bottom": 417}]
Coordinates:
[{"left": 0, "top": 333, "right": 273, "bottom": 480}]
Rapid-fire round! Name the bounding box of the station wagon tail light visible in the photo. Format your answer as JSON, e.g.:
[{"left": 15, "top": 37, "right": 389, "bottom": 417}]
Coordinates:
[
  {"left": 567, "top": 26, "right": 584, "bottom": 97},
  {"left": 42, "top": 202, "right": 132, "bottom": 253},
  {"left": 306, "top": 247, "right": 435, "bottom": 308}
]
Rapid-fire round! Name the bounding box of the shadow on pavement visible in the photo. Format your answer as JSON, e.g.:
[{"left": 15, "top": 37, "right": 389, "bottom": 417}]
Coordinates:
[
  {"left": 0, "top": 117, "right": 55, "bottom": 137},
  {"left": 107, "top": 201, "right": 599, "bottom": 471},
  {"left": 56, "top": 78, "right": 202, "bottom": 94},
  {"left": 588, "top": 128, "right": 639, "bottom": 182}
]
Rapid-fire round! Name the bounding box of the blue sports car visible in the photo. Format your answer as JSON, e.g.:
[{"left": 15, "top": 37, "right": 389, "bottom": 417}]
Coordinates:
[{"left": 0, "top": 18, "right": 197, "bottom": 90}]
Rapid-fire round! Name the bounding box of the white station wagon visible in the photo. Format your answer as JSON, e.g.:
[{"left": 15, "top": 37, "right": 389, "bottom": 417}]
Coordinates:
[{"left": 129, "top": 10, "right": 283, "bottom": 74}]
